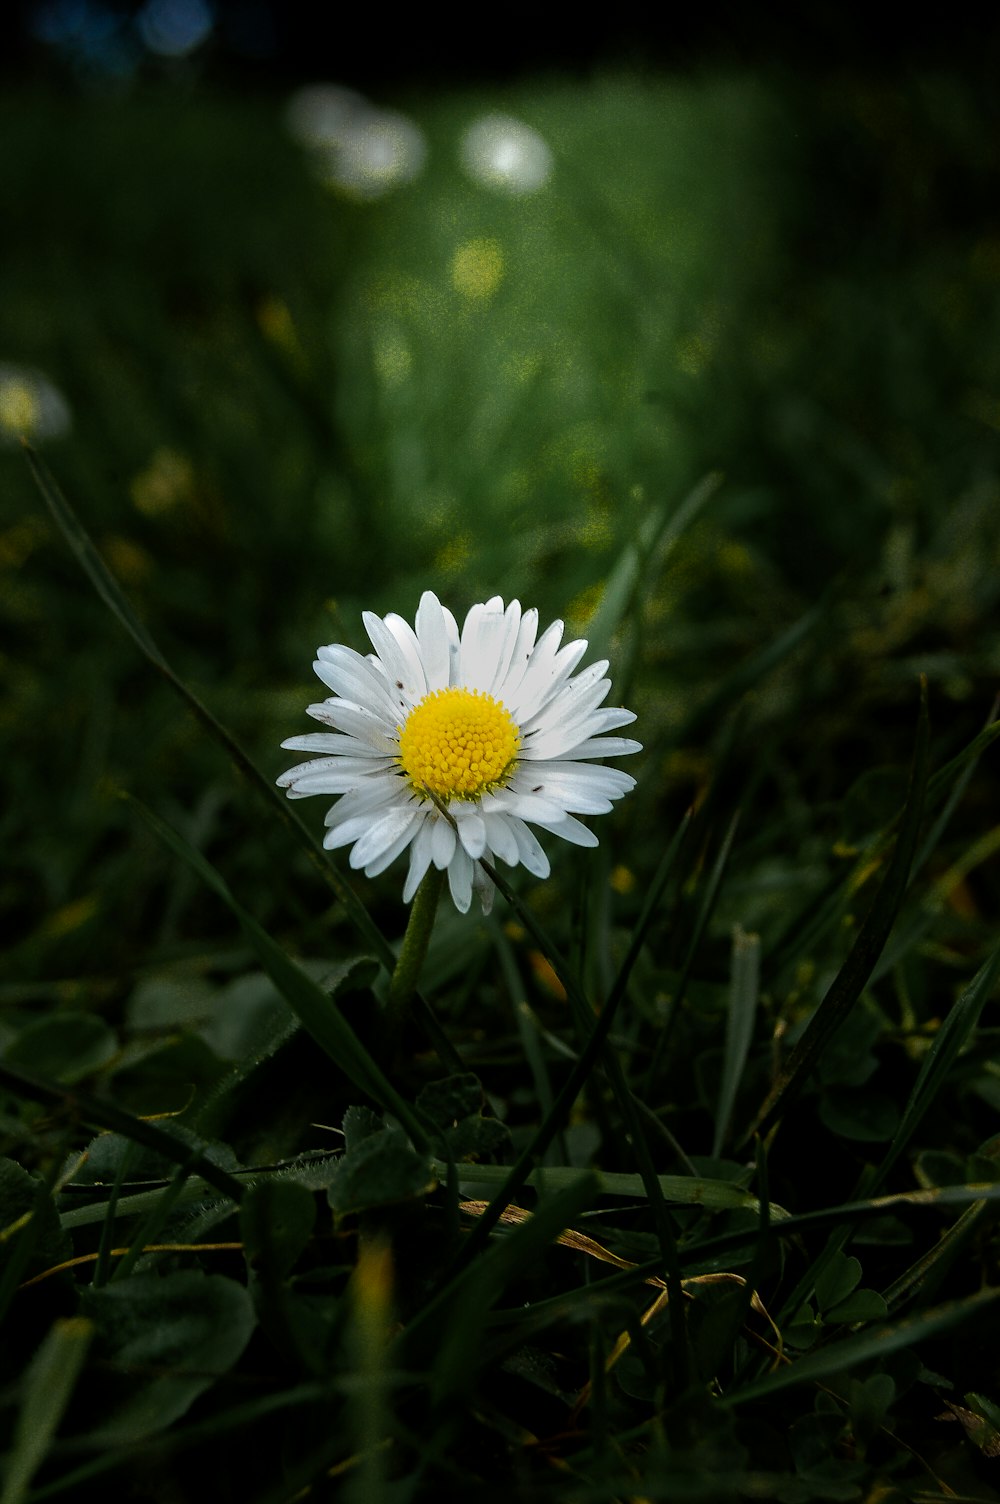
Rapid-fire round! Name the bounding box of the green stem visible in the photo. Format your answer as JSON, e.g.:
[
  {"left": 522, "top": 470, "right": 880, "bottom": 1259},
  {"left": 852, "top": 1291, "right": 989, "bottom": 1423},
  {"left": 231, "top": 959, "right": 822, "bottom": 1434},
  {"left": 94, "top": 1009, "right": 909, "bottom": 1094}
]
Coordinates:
[{"left": 387, "top": 867, "right": 445, "bottom": 1046}]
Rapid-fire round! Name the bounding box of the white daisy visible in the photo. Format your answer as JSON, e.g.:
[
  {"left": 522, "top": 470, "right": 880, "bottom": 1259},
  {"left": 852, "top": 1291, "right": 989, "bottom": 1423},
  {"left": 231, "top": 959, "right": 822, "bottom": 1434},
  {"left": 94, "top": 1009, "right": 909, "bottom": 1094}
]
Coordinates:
[{"left": 278, "top": 592, "right": 641, "bottom": 915}]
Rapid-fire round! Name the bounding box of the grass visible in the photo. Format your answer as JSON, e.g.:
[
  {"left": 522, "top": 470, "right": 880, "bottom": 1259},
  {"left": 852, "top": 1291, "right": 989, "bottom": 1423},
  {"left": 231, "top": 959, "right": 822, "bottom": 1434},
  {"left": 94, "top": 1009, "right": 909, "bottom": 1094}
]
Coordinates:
[{"left": 2, "top": 60, "right": 1000, "bottom": 1503}]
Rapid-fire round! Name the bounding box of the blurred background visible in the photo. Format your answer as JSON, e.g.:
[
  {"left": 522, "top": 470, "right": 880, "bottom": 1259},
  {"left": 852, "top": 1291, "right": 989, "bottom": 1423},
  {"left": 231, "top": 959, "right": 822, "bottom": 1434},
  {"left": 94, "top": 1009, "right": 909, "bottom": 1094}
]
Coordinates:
[{"left": 3, "top": 2, "right": 999, "bottom": 1006}]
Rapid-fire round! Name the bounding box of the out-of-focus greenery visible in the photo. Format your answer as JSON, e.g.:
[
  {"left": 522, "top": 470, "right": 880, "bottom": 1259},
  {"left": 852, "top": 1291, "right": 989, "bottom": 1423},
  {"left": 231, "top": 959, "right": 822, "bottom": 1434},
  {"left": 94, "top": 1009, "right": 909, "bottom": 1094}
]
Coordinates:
[{"left": 2, "top": 64, "right": 1000, "bottom": 1504}]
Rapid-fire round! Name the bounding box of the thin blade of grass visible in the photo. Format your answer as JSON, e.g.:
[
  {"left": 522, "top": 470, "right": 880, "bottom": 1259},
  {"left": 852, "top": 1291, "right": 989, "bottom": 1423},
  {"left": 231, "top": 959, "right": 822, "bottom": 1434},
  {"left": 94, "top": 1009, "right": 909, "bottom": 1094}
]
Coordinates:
[
  {"left": 414, "top": 1172, "right": 601, "bottom": 1406},
  {"left": 719, "top": 1285, "right": 1000, "bottom": 1407},
  {"left": 685, "top": 1180, "right": 1000, "bottom": 1265},
  {"left": 0, "top": 1316, "right": 94, "bottom": 1504},
  {"left": 0, "top": 1063, "right": 245, "bottom": 1204},
  {"left": 447, "top": 1161, "right": 785, "bottom": 1218},
  {"left": 23, "top": 442, "right": 396, "bottom": 973},
  {"left": 744, "top": 678, "right": 930, "bottom": 1143},
  {"left": 875, "top": 940, "right": 1000, "bottom": 1190},
  {"left": 644, "top": 808, "right": 741, "bottom": 1096},
  {"left": 585, "top": 470, "right": 722, "bottom": 667},
  {"left": 129, "top": 796, "right": 428, "bottom": 1148},
  {"left": 713, "top": 925, "right": 761, "bottom": 1157}
]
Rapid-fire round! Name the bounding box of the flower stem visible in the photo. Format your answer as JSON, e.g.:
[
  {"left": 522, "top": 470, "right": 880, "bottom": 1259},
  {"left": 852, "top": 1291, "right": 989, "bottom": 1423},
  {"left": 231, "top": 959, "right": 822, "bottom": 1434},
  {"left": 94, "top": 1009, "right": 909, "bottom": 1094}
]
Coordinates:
[{"left": 387, "top": 867, "right": 445, "bottom": 1048}]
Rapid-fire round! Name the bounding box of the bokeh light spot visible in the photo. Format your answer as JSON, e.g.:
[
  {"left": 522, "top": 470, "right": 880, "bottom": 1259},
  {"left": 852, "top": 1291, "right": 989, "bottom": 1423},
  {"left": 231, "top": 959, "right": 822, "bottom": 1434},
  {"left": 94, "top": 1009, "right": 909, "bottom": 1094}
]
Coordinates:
[
  {"left": 451, "top": 239, "right": 505, "bottom": 300},
  {"left": 459, "top": 114, "right": 553, "bottom": 195}
]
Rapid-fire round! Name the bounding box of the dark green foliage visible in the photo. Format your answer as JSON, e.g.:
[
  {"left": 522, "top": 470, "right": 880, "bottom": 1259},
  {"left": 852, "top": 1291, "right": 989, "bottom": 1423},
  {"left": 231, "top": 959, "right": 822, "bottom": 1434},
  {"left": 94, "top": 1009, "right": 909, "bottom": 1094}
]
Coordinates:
[{"left": 2, "top": 60, "right": 999, "bottom": 1504}]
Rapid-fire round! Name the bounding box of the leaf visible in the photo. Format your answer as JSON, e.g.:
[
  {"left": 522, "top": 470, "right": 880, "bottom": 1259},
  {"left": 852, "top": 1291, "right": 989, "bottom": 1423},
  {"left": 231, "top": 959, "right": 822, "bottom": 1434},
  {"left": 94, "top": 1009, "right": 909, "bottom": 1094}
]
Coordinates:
[
  {"left": 825, "top": 1290, "right": 888, "bottom": 1325},
  {"left": 815, "top": 1254, "right": 862, "bottom": 1313},
  {"left": 416, "top": 1073, "right": 512, "bottom": 1163},
  {"left": 81, "top": 1269, "right": 256, "bottom": 1443},
  {"left": 2, "top": 1014, "right": 118, "bottom": 1085},
  {"left": 327, "top": 1128, "right": 435, "bottom": 1218},
  {"left": 240, "top": 1179, "right": 316, "bottom": 1282},
  {"left": 342, "top": 1104, "right": 384, "bottom": 1150},
  {"left": 416, "top": 1073, "right": 484, "bottom": 1128},
  {"left": 0, "top": 1158, "right": 71, "bottom": 1280}
]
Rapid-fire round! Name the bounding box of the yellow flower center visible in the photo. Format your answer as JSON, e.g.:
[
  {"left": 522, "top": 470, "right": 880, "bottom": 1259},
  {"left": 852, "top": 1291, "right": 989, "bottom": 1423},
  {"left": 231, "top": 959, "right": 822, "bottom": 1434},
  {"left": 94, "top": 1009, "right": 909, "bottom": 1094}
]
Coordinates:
[{"left": 398, "top": 687, "right": 520, "bottom": 801}]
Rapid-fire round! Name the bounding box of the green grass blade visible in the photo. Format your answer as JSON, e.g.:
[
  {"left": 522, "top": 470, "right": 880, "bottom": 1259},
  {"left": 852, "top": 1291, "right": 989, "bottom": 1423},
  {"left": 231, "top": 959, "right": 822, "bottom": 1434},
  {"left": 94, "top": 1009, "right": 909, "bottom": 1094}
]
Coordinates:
[
  {"left": 412, "top": 1172, "right": 601, "bottom": 1406},
  {"left": 875, "top": 941, "right": 1000, "bottom": 1189},
  {"left": 713, "top": 925, "right": 761, "bottom": 1156},
  {"left": 745, "top": 678, "right": 930, "bottom": 1143},
  {"left": 644, "top": 808, "right": 741, "bottom": 1095},
  {"left": 720, "top": 1286, "right": 1000, "bottom": 1407},
  {"left": 448, "top": 1161, "right": 785, "bottom": 1218},
  {"left": 0, "top": 1317, "right": 94, "bottom": 1504},
  {"left": 585, "top": 470, "right": 722, "bottom": 666},
  {"left": 23, "top": 442, "right": 396, "bottom": 974},
  {"left": 129, "top": 796, "right": 428, "bottom": 1147},
  {"left": 0, "top": 1063, "right": 245, "bottom": 1204}
]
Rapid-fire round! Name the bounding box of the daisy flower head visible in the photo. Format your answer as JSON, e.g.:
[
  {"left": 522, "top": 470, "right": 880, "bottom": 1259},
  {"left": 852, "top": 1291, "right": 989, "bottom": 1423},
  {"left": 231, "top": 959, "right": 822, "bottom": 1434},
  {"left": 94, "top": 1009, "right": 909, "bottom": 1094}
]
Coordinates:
[{"left": 278, "top": 594, "right": 641, "bottom": 914}]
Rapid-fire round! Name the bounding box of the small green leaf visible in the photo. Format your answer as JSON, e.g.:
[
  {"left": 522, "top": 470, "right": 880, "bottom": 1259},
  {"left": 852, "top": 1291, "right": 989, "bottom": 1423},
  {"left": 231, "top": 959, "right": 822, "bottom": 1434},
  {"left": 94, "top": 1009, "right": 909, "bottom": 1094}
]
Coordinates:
[
  {"left": 342, "top": 1104, "right": 384, "bottom": 1150},
  {"left": 416, "top": 1073, "right": 484, "bottom": 1128},
  {"left": 81, "top": 1270, "right": 256, "bottom": 1442},
  {"left": 815, "top": 1254, "right": 862, "bottom": 1313},
  {"left": 825, "top": 1289, "right": 889, "bottom": 1325},
  {"left": 848, "top": 1372, "right": 895, "bottom": 1446},
  {"left": 241, "top": 1180, "right": 316, "bottom": 1281},
  {"left": 0, "top": 1158, "right": 70, "bottom": 1281},
  {"left": 416, "top": 1073, "right": 512, "bottom": 1163},
  {"left": 3, "top": 1014, "right": 118, "bottom": 1085},
  {"left": 327, "top": 1128, "right": 435, "bottom": 1217}
]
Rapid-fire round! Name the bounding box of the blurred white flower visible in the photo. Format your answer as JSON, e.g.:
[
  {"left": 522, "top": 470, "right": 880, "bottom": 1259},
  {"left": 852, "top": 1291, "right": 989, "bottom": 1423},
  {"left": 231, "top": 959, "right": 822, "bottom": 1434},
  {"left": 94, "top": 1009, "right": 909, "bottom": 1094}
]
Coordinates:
[
  {"left": 285, "top": 84, "right": 368, "bottom": 150},
  {"left": 0, "top": 365, "right": 72, "bottom": 446},
  {"left": 286, "top": 84, "right": 426, "bottom": 200},
  {"left": 459, "top": 114, "right": 553, "bottom": 195}
]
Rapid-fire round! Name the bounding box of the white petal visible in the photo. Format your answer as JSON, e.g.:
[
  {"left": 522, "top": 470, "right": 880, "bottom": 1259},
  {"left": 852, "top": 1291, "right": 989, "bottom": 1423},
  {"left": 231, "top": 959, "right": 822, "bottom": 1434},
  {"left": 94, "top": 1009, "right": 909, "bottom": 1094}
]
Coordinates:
[
  {"left": 402, "top": 816, "right": 436, "bottom": 901},
  {"left": 281, "top": 732, "right": 389, "bottom": 756},
  {"left": 363, "top": 611, "right": 426, "bottom": 704},
  {"left": 504, "top": 616, "right": 564, "bottom": 715},
  {"left": 507, "top": 817, "right": 551, "bottom": 879},
  {"left": 520, "top": 763, "right": 636, "bottom": 813},
  {"left": 363, "top": 811, "right": 424, "bottom": 876},
  {"left": 491, "top": 789, "right": 573, "bottom": 824},
  {"left": 512, "top": 635, "right": 589, "bottom": 722},
  {"left": 456, "top": 810, "right": 487, "bottom": 859},
  {"left": 277, "top": 754, "right": 396, "bottom": 787},
  {"left": 486, "top": 600, "right": 523, "bottom": 697},
  {"left": 349, "top": 805, "right": 422, "bottom": 870},
  {"left": 482, "top": 811, "right": 519, "bottom": 865},
  {"left": 324, "top": 779, "right": 405, "bottom": 828},
  {"left": 447, "top": 845, "right": 474, "bottom": 913},
  {"left": 472, "top": 863, "right": 496, "bottom": 915},
  {"left": 495, "top": 606, "right": 539, "bottom": 704},
  {"left": 458, "top": 597, "right": 507, "bottom": 692},
  {"left": 430, "top": 816, "right": 457, "bottom": 868},
  {"left": 550, "top": 735, "right": 642, "bottom": 761},
  {"left": 313, "top": 645, "right": 403, "bottom": 720},
  {"left": 307, "top": 701, "right": 400, "bottom": 754},
  {"left": 415, "top": 591, "right": 453, "bottom": 692},
  {"left": 529, "top": 813, "right": 599, "bottom": 848}
]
